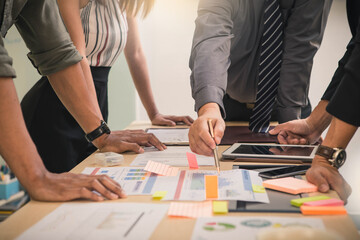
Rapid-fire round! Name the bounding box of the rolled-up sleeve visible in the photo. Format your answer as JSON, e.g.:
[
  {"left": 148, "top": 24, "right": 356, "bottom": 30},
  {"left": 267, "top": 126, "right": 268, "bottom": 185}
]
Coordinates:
[
  {"left": 189, "top": 0, "right": 235, "bottom": 115},
  {"left": 0, "top": 37, "right": 16, "bottom": 77},
  {"left": 15, "top": 0, "right": 81, "bottom": 76},
  {"left": 276, "top": 0, "right": 332, "bottom": 123}
]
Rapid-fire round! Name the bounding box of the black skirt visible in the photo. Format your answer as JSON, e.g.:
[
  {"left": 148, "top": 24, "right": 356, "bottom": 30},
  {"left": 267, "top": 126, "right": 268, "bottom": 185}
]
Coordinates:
[{"left": 21, "top": 66, "right": 110, "bottom": 173}]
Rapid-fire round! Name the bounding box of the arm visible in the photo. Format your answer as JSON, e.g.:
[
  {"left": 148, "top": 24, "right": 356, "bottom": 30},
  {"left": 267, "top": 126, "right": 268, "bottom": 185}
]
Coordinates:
[
  {"left": 276, "top": 0, "right": 332, "bottom": 122},
  {"left": 124, "top": 16, "right": 193, "bottom": 126},
  {"left": 188, "top": 0, "right": 235, "bottom": 155},
  {"left": 306, "top": 117, "right": 354, "bottom": 201},
  {"left": 0, "top": 76, "right": 125, "bottom": 201}
]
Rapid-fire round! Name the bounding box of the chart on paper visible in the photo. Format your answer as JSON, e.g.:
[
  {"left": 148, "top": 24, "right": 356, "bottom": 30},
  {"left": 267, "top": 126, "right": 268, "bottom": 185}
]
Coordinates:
[
  {"left": 82, "top": 167, "right": 179, "bottom": 195},
  {"left": 18, "top": 203, "right": 169, "bottom": 240}
]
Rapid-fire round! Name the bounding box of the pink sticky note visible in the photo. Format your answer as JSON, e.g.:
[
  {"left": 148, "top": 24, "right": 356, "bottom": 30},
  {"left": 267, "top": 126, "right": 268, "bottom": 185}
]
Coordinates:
[
  {"left": 144, "top": 161, "right": 179, "bottom": 176},
  {"left": 263, "top": 177, "right": 317, "bottom": 194},
  {"left": 303, "top": 198, "right": 344, "bottom": 207},
  {"left": 168, "top": 201, "right": 213, "bottom": 218},
  {"left": 186, "top": 152, "right": 199, "bottom": 169}
]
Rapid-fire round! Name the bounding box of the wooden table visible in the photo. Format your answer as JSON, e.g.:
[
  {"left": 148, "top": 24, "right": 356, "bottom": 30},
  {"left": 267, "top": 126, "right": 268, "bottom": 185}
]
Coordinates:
[{"left": 0, "top": 121, "right": 358, "bottom": 240}]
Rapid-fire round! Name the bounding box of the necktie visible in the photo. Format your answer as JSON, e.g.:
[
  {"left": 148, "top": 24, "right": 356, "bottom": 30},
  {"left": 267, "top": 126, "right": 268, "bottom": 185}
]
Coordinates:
[{"left": 249, "top": 0, "right": 284, "bottom": 133}]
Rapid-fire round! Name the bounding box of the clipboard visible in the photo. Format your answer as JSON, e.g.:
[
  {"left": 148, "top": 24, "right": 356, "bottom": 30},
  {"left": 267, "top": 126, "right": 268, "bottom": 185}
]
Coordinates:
[{"left": 229, "top": 165, "right": 309, "bottom": 213}]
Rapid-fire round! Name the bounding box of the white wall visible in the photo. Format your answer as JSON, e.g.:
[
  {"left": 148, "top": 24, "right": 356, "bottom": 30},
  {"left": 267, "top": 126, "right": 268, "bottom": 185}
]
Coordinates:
[{"left": 137, "top": 0, "right": 359, "bottom": 214}]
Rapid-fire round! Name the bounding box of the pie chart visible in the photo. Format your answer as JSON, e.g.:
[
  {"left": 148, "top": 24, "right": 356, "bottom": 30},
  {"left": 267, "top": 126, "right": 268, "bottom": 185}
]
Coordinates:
[{"left": 203, "top": 222, "right": 236, "bottom": 231}]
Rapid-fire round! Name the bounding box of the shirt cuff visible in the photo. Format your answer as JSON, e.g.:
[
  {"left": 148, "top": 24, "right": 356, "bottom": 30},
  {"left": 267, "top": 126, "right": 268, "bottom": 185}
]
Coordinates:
[
  {"left": 27, "top": 41, "right": 82, "bottom": 76},
  {"left": 194, "top": 85, "right": 225, "bottom": 118},
  {"left": 276, "top": 106, "right": 302, "bottom": 123}
]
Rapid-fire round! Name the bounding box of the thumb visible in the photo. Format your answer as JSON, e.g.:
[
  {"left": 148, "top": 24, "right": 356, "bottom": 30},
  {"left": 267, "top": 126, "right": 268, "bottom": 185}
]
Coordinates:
[
  {"left": 214, "top": 122, "right": 225, "bottom": 145},
  {"left": 307, "top": 171, "right": 329, "bottom": 193}
]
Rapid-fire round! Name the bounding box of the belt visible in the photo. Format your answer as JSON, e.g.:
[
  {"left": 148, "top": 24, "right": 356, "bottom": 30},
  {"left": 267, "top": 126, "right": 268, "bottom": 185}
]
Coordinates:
[{"left": 246, "top": 103, "right": 255, "bottom": 109}]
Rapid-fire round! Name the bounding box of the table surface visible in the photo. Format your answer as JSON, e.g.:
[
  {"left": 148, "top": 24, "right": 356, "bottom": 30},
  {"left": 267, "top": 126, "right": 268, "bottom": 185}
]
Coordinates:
[{"left": 0, "top": 121, "right": 358, "bottom": 240}]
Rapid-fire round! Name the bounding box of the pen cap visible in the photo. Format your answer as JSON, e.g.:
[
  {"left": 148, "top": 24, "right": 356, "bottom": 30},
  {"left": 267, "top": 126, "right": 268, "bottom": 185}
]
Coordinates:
[{"left": 94, "top": 152, "right": 124, "bottom": 166}]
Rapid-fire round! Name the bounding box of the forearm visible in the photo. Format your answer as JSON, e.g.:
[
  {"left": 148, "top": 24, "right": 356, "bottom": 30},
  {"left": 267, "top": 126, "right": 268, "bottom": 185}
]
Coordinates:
[
  {"left": 307, "top": 100, "right": 332, "bottom": 134},
  {"left": 321, "top": 117, "right": 357, "bottom": 149},
  {"left": 47, "top": 63, "right": 103, "bottom": 135},
  {"left": 125, "top": 52, "right": 159, "bottom": 119},
  {"left": 0, "top": 78, "right": 47, "bottom": 190}
]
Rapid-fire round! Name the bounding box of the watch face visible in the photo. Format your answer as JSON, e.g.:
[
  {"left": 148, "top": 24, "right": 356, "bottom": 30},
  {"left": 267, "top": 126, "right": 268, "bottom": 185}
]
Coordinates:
[{"left": 334, "top": 149, "right": 346, "bottom": 168}]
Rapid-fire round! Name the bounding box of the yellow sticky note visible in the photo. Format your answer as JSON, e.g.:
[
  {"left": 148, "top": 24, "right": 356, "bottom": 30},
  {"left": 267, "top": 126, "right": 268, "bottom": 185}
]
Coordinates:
[
  {"left": 252, "top": 184, "right": 265, "bottom": 193},
  {"left": 152, "top": 191, "right": 167, "bottom": 200},
  {"left": 213, "top": 201, "right": 228, "bottom": 214}
]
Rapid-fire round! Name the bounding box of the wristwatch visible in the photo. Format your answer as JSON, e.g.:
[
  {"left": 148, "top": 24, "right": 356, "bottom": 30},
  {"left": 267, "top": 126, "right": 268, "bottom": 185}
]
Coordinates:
[
  {"left": 315, "top": 145, "right": 346, "bottom": 169},
  {"left": 85, "top": 120, "right": 111, "bottom": 143}
]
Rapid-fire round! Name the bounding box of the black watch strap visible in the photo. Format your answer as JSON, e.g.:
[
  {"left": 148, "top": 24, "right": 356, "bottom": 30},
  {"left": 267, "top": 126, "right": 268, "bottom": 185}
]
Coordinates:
[{"left": 85, "top": 120, "right": 111, "bottom": 143}]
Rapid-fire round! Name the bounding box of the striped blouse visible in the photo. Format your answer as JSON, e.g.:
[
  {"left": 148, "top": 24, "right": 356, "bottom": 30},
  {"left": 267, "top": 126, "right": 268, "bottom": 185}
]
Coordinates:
[{"left": 80, "top": 0, "right": 128, "bottom": 67}]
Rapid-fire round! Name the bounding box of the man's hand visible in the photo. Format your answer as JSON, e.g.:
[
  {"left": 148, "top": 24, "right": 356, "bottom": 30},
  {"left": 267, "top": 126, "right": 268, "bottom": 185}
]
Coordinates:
[
  {"left": 269, "top": 118, "right": 322, "bottom": 144},
  {"left": 30, "top": 172, "right": 126, "bottom": 201},
  {"left": 189, "top": 103, "right": 225, "bottom": 156},
  {"left": 151, "top": 113, "right": 194, "bottom": 126},
  {"left": 306, "top": 156, "right": 352, "bottom": 202},
  {"left": 94, "top": 130, "right": 166, "bottom": 154}
]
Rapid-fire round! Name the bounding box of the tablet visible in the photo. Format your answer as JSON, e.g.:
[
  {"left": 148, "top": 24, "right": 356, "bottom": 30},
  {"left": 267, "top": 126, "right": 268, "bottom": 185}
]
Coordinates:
[{"left": 222, "top": 143, "right": 318, "bottom": 161}]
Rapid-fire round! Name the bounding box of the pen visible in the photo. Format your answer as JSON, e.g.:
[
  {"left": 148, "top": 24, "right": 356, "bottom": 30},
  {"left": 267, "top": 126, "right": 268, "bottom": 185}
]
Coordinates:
[{"left": 207, "top": 119, "right": 220, "bottom": 174}]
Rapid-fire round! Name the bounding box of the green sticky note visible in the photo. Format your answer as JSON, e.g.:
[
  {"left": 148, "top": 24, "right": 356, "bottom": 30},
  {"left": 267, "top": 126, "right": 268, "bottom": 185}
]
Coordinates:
[
  {"left": 152, "top": 191, "right": 167, "bottom": 200},
  {"left": 213, "top": 201, "right": 228, "bottom": 214},
  {"left": 252, "top": 184, "right": 266, "bottom": 193},
  {"left": 291, "top": 195, "right": 331, "bottom": 207}
]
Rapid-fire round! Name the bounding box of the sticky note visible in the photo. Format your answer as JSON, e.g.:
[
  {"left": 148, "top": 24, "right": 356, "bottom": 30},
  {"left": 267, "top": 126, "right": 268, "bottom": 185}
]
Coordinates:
[
  {"left": 213, "top": 201, "right": 228, "bottom": 214},
  {"left": 252, "top": 184, "right": 266, "bottom": 193},
  {"left": 205, "top": 175, "right": 218, "bottom": 199},
  {"left": 262, "top": 177, "right": 317, "bottom": 194},
  {"left": 186, "top": 152, "right": 199, "bottom": 169},
  {"left": 168, "top": 201, "right": 212, "bottom": 218},
  {"left": 303, "top": 198, "right": 344, "bottom": 207},
  {"left": 300, "top": 205, "right": 347, "bottom": 215},
  {"left": 152, "top": 191, "right": 167, "bottom": 200},
  {"left": 144, "top": 160, "right": 179, "bottom": 176},
  {"left": 291, "top": 195, "right": 331, "bottom": 207}
]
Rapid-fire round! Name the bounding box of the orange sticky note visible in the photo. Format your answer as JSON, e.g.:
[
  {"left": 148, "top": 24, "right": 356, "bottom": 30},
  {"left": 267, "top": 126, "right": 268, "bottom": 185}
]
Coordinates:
[
  {"left": 186, "top": 152, "right": 199, "bottom": 169},
  {"left": 168, "top": 201, "right": 213, "bottom": 218},
  {"left": 144, "top": 160, "right": 179, "bottom": 176},
  {"left": 300, "top": 205, "right": 347, "bottom": 215},
  {"left": 205, "top": 175, "right": 218, "bottom": 199},
  {"left": 263, "top": 177, "right": 317, "bottom": 194}
]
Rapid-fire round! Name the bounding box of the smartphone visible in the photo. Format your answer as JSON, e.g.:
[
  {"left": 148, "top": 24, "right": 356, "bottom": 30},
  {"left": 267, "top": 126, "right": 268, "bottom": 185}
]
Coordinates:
[{"left": 258, "top": 165, "right": 311, "bottom": 179}]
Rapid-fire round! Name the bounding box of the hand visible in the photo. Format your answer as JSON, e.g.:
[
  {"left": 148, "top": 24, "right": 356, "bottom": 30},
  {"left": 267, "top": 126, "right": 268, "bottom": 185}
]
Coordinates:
[
  {"left": 30, "top": 172, "right": 126, "bottom": 201},
  {"left": 151, "top": 113, "right": 194, "bottom": 126},
  {"left": 188, "top": 103, "right": 225, "bottom": 156},
  {"left": 269, "top": 118, "right": 322, "bottom": 144},
  {"left": 306, "top": 156, "right": 352, "bottom": 202},
  {"left": 94, "top": 130, "right": 166, "bottom": 154}
]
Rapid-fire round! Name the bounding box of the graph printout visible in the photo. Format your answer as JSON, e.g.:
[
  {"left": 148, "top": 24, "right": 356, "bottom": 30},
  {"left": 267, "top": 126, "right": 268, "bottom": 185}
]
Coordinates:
[
  {"left": 18, "top": 203, "right": 168, "bottom": 240},
  {"left": 83, "top": 167, "right": 268, "bottom": 203},
  {"left": 82, "top": 167, "right": 179, "bottom": 196}
]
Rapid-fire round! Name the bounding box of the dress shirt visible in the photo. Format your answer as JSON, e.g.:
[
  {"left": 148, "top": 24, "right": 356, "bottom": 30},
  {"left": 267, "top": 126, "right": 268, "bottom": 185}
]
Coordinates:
[
  {"left": 322, "top": 0, "right": 360, "bottom": 126},
  {"left": 190, "top": 0, "right": 332, "bottom": 123},
  {"left": 0, "top": 0, "right": 82, "bottom": 78}
]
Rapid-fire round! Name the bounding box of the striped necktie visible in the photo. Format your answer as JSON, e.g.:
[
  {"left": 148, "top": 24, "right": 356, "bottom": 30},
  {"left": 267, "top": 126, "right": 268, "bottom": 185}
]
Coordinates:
[{"left": 249, "top": 0, "right": 284, "bottom": 133}]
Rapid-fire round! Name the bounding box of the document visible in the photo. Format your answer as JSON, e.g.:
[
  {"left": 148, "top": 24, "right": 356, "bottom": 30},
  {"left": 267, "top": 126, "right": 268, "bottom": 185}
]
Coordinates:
[
  {"left": 83, "top": 168, "right": 269, "bottom": 203},
  {"left": 18, "top": 203, "right": 168, "bottom": 240},
  {"left": 131, "top": 146, "right": 214, "bottom": 167},
  {"left": 192, "top": 217, "right": 325, "bottom": 240},
  {"left": 161, "top": 169, "right": 269, "bottom": 203},
  {"left": 82, "top": 167, "right": 179, "bottom": 195},
  {"left": 146, "top": 128, "right": 189, "bottom": 145}
]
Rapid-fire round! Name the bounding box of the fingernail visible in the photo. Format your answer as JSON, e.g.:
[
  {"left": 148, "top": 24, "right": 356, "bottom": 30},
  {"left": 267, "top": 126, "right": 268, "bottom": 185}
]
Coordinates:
[
  {"left": 139, "top": 148, "right": 144, "bottom": 153},
  {"left": 319, "top": 184, "right": 328, "bottom": 192},
  {"left": 110, "top": 193, "right": 119, "bottom": 199}
]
